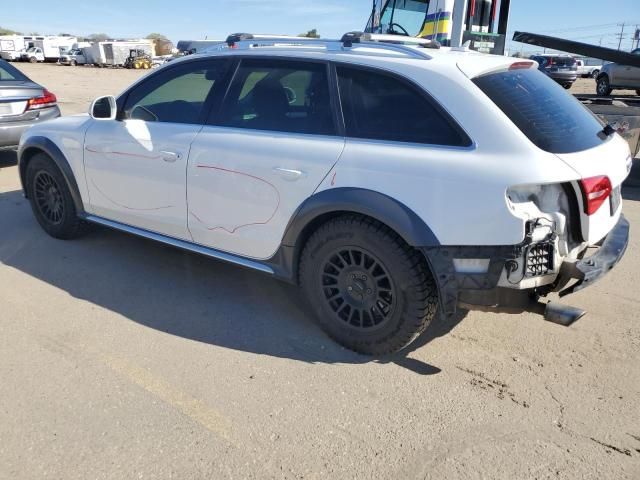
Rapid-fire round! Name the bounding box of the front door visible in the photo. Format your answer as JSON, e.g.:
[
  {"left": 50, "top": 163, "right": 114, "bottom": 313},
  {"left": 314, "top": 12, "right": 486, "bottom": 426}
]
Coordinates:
[
  {"left": 187, "top": 58, "right": 345, "bottom": 259},
  {"left": 84, "top": 59, "right": 229, "bottom": 239}
]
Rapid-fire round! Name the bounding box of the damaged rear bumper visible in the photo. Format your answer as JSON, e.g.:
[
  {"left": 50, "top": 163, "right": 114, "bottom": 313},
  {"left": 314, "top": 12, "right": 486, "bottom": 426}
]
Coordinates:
[
  {"left": 422, "top": 215, "right": 629, "bottom": 315},
  {"left": 557, "top": 215, "right": 629, "bottom": 297}
]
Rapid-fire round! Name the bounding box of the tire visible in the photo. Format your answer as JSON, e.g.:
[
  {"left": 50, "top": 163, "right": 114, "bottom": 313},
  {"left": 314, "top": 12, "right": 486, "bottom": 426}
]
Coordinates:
[
  {"left": 636, "top": 90, "right": 640, "bottom": 96},
  {"left": 70, "top": 59, "right": 77, "bottom": 66},
  {"left": 29, "top": 56, "right": 37, "bottom": 63},
  {"left": 300, "top": 215, "right": 439, "bottom": 355},
  {"left": 563, "top": 83, "right": 572, "bottom": 90},
  {"left": 26, "top": 154, "right": 86, "bottom": 240},
  {"left": 591, "top": 69, "right": 600, "bottom": 79},
  {"left": 596, "top": 76, "right": 612, "bottom": 96}
]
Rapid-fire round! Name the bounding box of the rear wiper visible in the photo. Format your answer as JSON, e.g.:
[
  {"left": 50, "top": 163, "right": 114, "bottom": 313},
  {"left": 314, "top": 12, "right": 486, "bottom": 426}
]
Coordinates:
[{"left": 598, "top": 124, "right": 616, "bottom": 139}]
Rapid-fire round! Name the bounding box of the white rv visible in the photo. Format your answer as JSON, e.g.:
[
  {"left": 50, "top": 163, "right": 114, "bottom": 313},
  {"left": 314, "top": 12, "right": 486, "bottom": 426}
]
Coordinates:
[
  {"left": 19, "top": 36, "right": 78, "bottom": 62},
  {"left": 0, "top": 35, "right": 27, "bottom": 61}
]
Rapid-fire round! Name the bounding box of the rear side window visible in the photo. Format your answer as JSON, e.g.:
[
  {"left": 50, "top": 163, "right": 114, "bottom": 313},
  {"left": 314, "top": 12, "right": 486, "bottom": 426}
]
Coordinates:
[
  {"left": 337, "top": 66, "right": 470, "bottom": 147},
  {"left": 473, "top": 68, "right": 604, "bottom": 154},
  {"left": 217, "top": 59, "right": 335, "bottom": 136},
  {"left": 0, "top": 61, "right": 27, "bottom": 81}
]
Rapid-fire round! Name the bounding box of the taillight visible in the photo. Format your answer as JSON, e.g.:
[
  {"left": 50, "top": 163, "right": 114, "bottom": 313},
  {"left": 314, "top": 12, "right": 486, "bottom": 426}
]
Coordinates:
[
  {"left": 26, "top": 89, "right": 57, "bottom": 111},
  {"left": 510, "top": 61, "right": 534, "bottom": 70},
  {"left": 580, "top": 176, "right": 612, "bottom": 216}
]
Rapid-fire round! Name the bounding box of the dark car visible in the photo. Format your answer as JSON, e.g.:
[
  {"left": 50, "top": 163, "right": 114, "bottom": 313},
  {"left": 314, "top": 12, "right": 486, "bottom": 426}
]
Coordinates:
[
  {"left": 0, "top": 59, "right": 60, "bottom": 150},
  {"left": 530, "top": 54, "right": 578, "bottom": 89}
]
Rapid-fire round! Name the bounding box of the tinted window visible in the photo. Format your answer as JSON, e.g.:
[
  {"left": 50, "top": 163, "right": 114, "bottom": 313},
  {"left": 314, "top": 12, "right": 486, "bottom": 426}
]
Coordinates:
[
  {"left": 337, "top": 66, "right": 470, "bottom": 146},
  {"left": 217, "top": 59, "right": 335, "bottom": 135},
  {"left": 0, "top": 61, "right": 28, "bottom": 81},
  {"left": 123, "top": 60, "right": 227, "bottom": 124},
  {"left": 473, "top": 68, "right": 604, "bottom": 154}
]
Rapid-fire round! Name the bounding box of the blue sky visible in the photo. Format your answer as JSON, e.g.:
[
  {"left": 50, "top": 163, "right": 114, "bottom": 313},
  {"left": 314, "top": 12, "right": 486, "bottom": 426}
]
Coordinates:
[{"left": 3, "top": 0, "right": 640, "bottom": 52}]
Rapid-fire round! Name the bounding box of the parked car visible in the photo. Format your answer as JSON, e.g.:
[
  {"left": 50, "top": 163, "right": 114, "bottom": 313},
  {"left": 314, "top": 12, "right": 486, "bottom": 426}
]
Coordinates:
[
  {"left": 530, "top": 54, "right": 578, "bottom": 88},
  {"left": 575, "top": 58, "right": 603, "bottom": 78},
  {"left": 596, "top": 49, "right": 640, "bottom": 96},
  {"left": 20, "top": 47, "right": 45, "bottom": 63},
  {"left": 58, "top": 48, "right": 86, "bottom": 66},
  {"left": 0, "top": 59, "right": 60, "bottom": 150},
  {"left": 18, "top": 33, "right": 631, "bottom": 355}
]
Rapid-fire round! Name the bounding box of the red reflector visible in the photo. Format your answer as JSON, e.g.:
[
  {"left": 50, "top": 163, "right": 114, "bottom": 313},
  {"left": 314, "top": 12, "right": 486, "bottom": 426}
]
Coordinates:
[
  {"left": 580, "top": 176, "right": 612, "bottom": 216},
  {"left": 26, "top": 89, "right": 57, "bottom": 111},
  {"left": 510, "top": 61, "right": 534, "bottom": 70}
]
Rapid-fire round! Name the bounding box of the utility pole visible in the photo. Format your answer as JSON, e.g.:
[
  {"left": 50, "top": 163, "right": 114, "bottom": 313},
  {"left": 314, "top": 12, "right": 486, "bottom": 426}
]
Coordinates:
[{"left": 616, "top": 22, "right": 625, "bottom": 50}]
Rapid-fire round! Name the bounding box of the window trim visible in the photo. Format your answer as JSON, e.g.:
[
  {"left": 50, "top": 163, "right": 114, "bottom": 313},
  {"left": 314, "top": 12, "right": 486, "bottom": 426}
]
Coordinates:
[
  {"left": 117, "top": 57, "right": 232, "bottom": 125},
  {"left": 206, "top": 55, "right": 340, "bottom": 138},
  {"left": 332, "top": 61, "right": 474, "bottom": 149}
]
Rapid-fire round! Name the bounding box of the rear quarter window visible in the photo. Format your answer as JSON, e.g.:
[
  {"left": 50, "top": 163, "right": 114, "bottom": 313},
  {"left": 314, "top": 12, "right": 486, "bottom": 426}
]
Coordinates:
[{"left": 473, "top": 68, "right": 604, "bottom": 154}]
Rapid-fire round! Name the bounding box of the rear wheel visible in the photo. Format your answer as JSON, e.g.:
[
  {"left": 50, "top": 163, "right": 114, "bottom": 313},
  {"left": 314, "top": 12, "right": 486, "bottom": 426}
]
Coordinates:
[
  {"left": 591, "top": 69, "right": 600, "bottom": 79},
  {"left": 300, "top": 215, "right": 439, "bottom": 355},
  {"left": 636, "top": 90, "right": 640, "bottom": 96},
  {"left": 596, "top": 76, "right": 612, "bottom": 96},
  {"left": 563, "top": 83, "right": 572, "bottom": 90},
  {"left": 26, "top": 154, "right": 86, "bottom": 240}
]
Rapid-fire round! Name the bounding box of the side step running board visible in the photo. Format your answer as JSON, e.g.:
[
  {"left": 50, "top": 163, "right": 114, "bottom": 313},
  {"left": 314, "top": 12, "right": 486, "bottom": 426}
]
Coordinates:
[{"left": 83, "top": 214, "right": 275, "bottom": 275}]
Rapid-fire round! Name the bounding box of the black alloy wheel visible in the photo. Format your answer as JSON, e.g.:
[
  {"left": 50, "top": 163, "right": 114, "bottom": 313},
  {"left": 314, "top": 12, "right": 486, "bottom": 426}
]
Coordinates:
[
  {"left": 33, "top": 170, "right": 64, "bottom": 225},
  {"left": 320, "top": 247, "right": 395, "bottom": 331}
]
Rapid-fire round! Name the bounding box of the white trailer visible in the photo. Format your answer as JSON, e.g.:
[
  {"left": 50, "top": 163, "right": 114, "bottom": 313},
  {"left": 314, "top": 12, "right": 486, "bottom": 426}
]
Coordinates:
[
  {"left": 83, "top": 40, "right": 153, "bottom": 67},
  {"left": 33, "top": 36, "right": 78, "bottom": 60},
  {"left": 0, "top": 35, "right": 27, "bottom": 61}
]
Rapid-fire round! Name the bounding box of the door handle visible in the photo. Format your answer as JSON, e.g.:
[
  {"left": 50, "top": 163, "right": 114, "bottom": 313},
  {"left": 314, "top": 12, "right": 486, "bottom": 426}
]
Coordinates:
[
  {"left": 161, "top": 151, "right": 181, "bottom": 163},
  {"left": 273, "top": 167, "right": 306, "bottom": 181}
]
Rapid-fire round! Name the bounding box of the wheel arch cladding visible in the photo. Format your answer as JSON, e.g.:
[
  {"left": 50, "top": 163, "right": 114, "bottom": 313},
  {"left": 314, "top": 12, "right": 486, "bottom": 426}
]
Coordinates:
[
  {"left": 282, "top": 188, "right": 441, "bottom": 249},
  {"left": 273, "top": 188, "right": 440, "bottom": 283},
  {"left": 18, "top": 136, "right": 85, "bottom": 214}
]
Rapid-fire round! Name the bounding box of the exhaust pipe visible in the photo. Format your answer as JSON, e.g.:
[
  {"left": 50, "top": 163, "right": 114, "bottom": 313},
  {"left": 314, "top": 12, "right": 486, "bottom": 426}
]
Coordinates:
[{"left": 543, "top": 302, "right": 587, "bottom": 326}]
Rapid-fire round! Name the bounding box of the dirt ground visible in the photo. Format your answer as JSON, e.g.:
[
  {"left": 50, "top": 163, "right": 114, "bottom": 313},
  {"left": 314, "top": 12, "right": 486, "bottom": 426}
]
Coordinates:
[{"left": 0, "top": 63, "right": 639, "bottom": 479}]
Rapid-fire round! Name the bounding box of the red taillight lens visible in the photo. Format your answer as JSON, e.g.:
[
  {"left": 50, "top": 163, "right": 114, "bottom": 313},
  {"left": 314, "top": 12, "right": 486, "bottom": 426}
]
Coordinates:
[
  {"left": 510, "top": 61, "right": 534, "bottom": 70},
  {"left": 580, "top": 175, "right": 612, "bottom": 216},
  {"left": 26, "top": 89, "right": 57, "bottom": 111}
]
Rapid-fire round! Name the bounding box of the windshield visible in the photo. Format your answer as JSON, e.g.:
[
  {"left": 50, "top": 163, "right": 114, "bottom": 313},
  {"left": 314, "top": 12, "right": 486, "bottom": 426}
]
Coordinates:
[{"left": 379, "top": 0, "right": 429, "bottom": 36}]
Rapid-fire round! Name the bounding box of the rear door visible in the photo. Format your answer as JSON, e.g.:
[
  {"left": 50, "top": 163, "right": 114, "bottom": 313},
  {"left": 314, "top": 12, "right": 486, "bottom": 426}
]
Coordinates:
[{"left": 187, "top": 58, "right": 344, "bottom": 259}]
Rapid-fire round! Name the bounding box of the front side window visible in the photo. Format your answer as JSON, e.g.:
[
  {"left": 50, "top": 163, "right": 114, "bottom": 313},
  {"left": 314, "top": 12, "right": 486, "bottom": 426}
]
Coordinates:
[
  {"left": 337, "top": 66, "right": 470, "bottom": 147},
  {"left": 217, "top": 59, "right": 335, "bottom": 135},
  {"left": 123, "top": 60, "right": 227, "bottom": 124}
]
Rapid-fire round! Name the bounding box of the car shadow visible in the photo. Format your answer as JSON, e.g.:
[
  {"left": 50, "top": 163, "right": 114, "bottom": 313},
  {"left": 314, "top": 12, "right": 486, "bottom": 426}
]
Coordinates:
[{"left": 0, "top": 188, "right": 467, "bottom": 375}]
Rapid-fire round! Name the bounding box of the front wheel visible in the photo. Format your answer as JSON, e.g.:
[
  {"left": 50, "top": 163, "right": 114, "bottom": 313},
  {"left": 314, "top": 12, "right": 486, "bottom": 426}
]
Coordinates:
[
  {"left": 300, "top": 215, "right": 439, "bottom": 355},
  {"left": 29, "top": 56, "right": 37, "bottom": 63},
  {"left": 563, "top": 83, "right": 572, "bottom": 90},
  {"left": 596, "top": 76, "right": 612, "bottom": 96},
  {"left": 591, "top": 69, "right": 600, "bottom": 79},
  {"left": 26, "top": 154, "right": 86, "bottom": 240}
]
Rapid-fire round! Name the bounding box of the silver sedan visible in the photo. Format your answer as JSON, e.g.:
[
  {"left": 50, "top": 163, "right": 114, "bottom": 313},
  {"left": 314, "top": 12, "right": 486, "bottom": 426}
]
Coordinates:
[{"left": 0, "top": 59, "right": 60, "bottom": 150}]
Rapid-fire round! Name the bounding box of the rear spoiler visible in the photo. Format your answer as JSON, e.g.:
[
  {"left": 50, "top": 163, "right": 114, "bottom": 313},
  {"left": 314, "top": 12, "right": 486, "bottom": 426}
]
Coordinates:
[{"left": 513, "top": 32, "right": 640, "bottom": 68}]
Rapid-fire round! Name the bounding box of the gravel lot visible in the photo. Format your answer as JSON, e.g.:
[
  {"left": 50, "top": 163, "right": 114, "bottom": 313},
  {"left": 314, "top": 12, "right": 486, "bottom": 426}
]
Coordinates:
[{"left": 1, "top": 64, "right": 639, "bottom": 479}]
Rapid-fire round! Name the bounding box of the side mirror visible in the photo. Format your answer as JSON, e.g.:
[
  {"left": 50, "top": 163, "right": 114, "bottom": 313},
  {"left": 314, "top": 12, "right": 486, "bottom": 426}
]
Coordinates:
[{"left": 90, "top": 95, "right": 117, "bottom": 120}]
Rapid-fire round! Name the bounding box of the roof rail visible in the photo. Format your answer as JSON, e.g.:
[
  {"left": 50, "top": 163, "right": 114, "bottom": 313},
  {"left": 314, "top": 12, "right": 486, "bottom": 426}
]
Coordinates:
[{"left": 224, "top": 32, "right": 436, "bottom": 60}]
